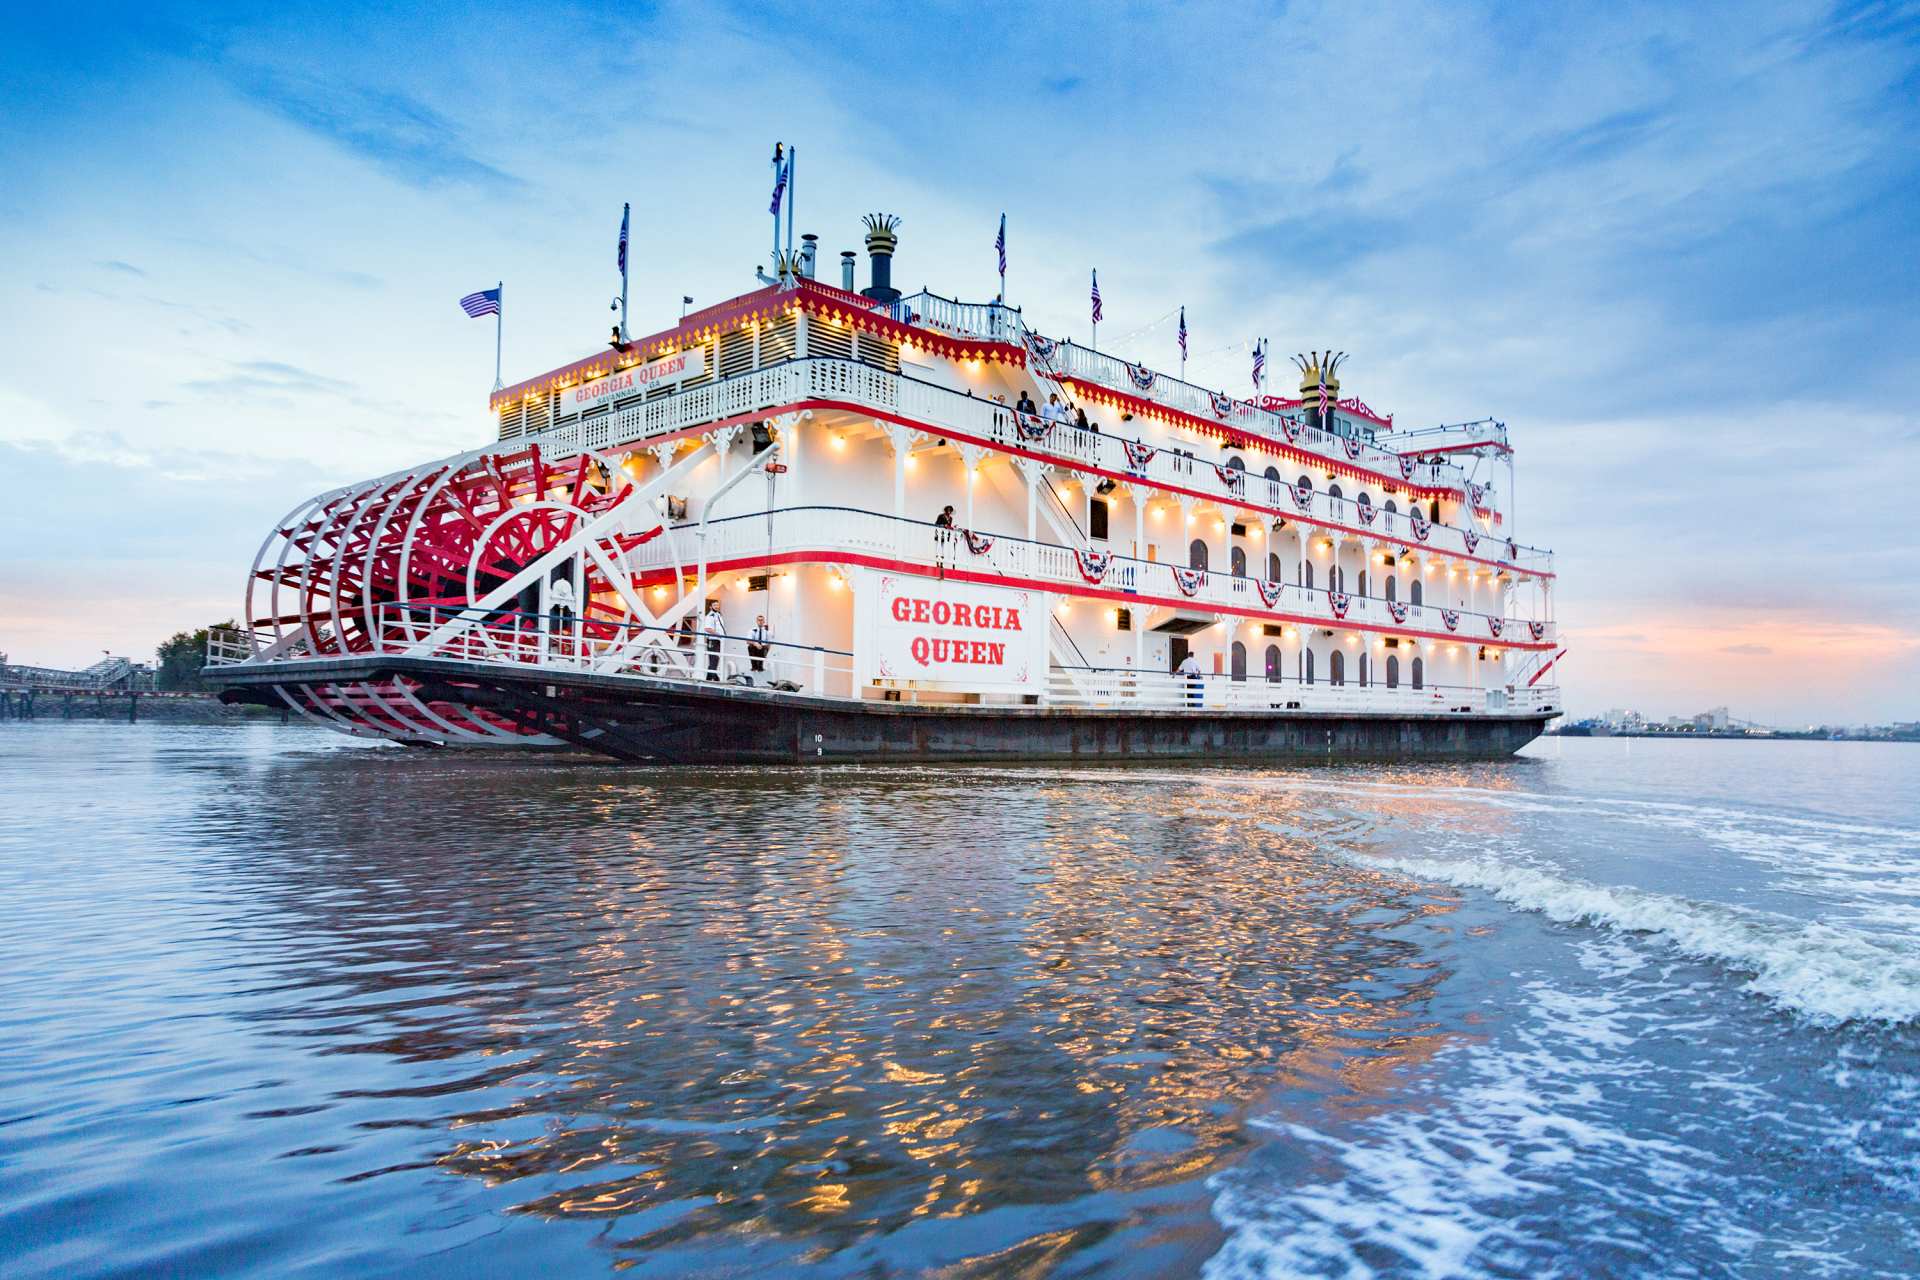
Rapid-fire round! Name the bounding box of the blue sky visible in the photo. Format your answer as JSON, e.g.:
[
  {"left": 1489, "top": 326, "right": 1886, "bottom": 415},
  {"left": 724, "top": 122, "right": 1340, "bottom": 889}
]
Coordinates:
[{"left": 3, "top": 0, "right": 1916, "bottom": 723}]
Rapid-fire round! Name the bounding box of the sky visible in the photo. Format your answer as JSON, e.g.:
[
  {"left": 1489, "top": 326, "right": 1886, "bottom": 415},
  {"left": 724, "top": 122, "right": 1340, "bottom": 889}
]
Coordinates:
[{"left": 2, "top": 0, "right": 1916, "bottom": 725}]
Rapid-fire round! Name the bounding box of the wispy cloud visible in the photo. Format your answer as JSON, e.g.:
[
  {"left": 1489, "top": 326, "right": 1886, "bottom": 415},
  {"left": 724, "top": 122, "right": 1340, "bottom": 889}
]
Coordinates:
[
  {"left": 227, "top": 67, "right": 522, "bottom": 192},
  {"left": 97, "top": 259, "right": 146, "bottom": 276},
  {"left": 181, "top": 359, "right": 356, "bottom": 400}
]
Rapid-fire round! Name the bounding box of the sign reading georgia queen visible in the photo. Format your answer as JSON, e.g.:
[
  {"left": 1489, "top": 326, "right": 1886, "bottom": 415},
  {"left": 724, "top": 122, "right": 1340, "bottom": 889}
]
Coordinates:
[{"left": 860, "top": 573, "right": 1045, "bottom": 693}]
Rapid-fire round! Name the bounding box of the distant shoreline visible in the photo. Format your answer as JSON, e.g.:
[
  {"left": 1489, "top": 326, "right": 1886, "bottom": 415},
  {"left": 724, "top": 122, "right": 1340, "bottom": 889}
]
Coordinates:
[{"left": 1550, "top": 728, "right": 1917, "bottom": 744}]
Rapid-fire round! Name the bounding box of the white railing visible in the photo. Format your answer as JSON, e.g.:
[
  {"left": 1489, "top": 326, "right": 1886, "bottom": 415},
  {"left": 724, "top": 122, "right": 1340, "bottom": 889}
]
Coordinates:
[
  {"left": 636, "top": 506, "right": 1554, "bottom": 648},
  {"left": 1043, "top": 667, "right": 1536, "bottom": 715},
  {"left": 525, "top": 357, "right": 1552, "bottom": 576}
]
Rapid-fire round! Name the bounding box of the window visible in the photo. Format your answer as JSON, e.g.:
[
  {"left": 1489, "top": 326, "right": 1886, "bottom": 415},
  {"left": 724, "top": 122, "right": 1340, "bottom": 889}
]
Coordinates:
[
  {"left": 1304, "top": 648, "right": 1316, "bottom": 684},
  {"left": 1359, "top": 653, "right": 1369, "bottom": 687},
  {"left": 1330, "top": 649, "right": 1346, "bottom": 686},
  {"left": 1267, "top": 552, "right": 1283, "bottom": 581},
  {"left": 1411, "top": 579, "right": 1424, "bottom": 607},
  {"left": 1116, "top": 607, "right": 1132, "bottom": 631},
  {"left": 1328, "top": 564, "right": 1344, "bottom": 593},
  {"left": 1384, "top": 499, "right": 1398, "bottom": 515},
  {"left": 1430, "top": 500, "right": 1441, "bottom": 522},
  {"left": 1386, "top": 575, "right": 1397, "bottom": 602},
  {"left": 1328, "top": 484, "right": 1343, "bottom": 502},
  {"left": 1231, "top": 641, "right": 1247, "bottom": 682},
  {"left": 1297, "top": 474, "right": 1313, "bottom": 492},
  {"left": 1089, "top": 498, "right": 1109, "bottom": 540},
  {"left": 1302, "top": 561, "right": 1314, "bottom": 589},
  {"left": 1231, "top": 546, "right": 1248, "bottom": 577},
  {"left": 1412, "top": 656, "right": 1424, "bottom": 689},
  {"left": 1357, "top": 491, "right": 1371, "bottom": 509},
  {"left": 1227, "top": 455, "right": 1246, "bottom": 474},
  {"left": 1358, "top": 570, "right": 1369, "bottom": 598},
  {"left": 1265, "top": 644, "right": 1282, "bottom": 681},
  {"left": 1264, "top": 465, "right": 1281, "bottom": 483},
  {"left": 1189, "top": 538, "right": 1209, "bottom": 572},
  {"left": 1387, "top": 655, "right": 1400, "bottom": 688}
]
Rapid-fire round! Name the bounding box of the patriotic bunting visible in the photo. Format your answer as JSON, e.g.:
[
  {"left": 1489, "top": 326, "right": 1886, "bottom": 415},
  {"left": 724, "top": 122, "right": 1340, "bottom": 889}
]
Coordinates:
[
  {"left": 1387, "top": 600, "right": 1410, "bottom": 624},
  {"left": 1256, "top": 578, "right": 1283, "bottom": 608},
  {"left": 1342, "top": 436, "right": 1363, "bottom": 461},
  {"left": 1488, "top": 617, "right": 1505, "bottom": 640},
  {"left": 1015, "top": 413, "right": 1052, "bottom": 442},
  {"left": 1280, "top": 414, "right": 1302, "bottom": 444},
  {"left": 1213, "top": 461, "right": 1245, "bottom": 488},
  {"left": 1210, "top": 390, "right": 1237, "bottom": 418},
  {"left": 1398, "top": 455, "right": 1416, "bottom": 481},
  {"left": 1126, "top": 361, "right": 1157, "bottom": 392},
  {"left": 1357, "top": 495, "right": 1377, "bottom": 526},
  {"left": 1462, "top": 529, "right": 1479, "bottom": 553},
  {"left": 1441, "top": 609, "right": 1460, "bottom": 631},
  {"left": 1469, "top": 482, "right": 1487, "bottom": 509},
  {"left": 1410, "top": 510, "right": 1432, "bottom": 541},
  {"left": 1024, "top": 332, "right": 1058, "bottom": 364},
  {"left": 963, "top": 530, "right": 994, "bottom": 556},
  {"left": 1171, "top": 565, "right": 1205, "bottom": 597},
  {"left": 1074, "top": 547, "right": 1112, "bottom": 584},
  {"left": 1291, "top": 479, "right": 1314, "bottom": 511},
  {"left": 1328, "top": 589, "right": 1352, "bottom": 619},
  {"left": 1123, "top": 439, "right": 1157, "bottom": 471},
  {"left": 1529, "top": 621, "right": 1546, "bottom": 641}
]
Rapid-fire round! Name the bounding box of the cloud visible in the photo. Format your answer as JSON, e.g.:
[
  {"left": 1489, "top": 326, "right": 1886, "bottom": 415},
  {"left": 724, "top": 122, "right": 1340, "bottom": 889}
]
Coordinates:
[
  {"left": 180, "top": 359, "right": 356, "bottom": 400},
  {"left": 227, "top": 67, "right": 522, "bottom": 193},
  {"left": 1720, "top": 643, "right": 1773, "bottom": 656},
  {"left": 97, "top": 259, "right": 146, "bottom": 276}
]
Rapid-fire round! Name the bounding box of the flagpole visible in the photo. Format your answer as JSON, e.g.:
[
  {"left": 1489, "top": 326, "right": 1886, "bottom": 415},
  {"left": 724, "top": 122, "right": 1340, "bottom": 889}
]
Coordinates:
[
  {"left": 493, "top": 280, "right": 504, "bottom": 391},
  {"left": 619, "top": 204, "right": 630, "bottom": 343},
  {"left": 786, "top": 146, "right": 796, "bottom": 274},
  {"left": 770, "top": 145, "right": 782, "bottom": 276}
]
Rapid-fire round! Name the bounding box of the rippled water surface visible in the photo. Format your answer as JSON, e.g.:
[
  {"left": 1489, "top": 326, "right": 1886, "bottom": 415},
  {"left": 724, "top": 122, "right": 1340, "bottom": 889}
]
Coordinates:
[{"left": 1, "top": 724, "right": 1915, "bottom": 1278}]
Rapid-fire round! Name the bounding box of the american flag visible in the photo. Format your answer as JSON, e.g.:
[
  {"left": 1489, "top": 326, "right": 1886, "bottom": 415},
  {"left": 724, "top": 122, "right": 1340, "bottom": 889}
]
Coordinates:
[
  {"left": 1178, "top": 307, "right": 1187, "bottom": 361},
  {"left": 617, "top": 203, "right": 629, "bottom": 273},
  {"left": 1252, "top": 339, "right": 1265, "bottom": 389},
  {"left": 995, "top": 213, "right": 1006, "bottom": 279},
  {"left": 1090, "top": 270, "right": 1102, "bottom": 324},
  {"left": 459, "top": 287, "right": 500, "bottom": 318},
  {"left": 769, "top": 152, "right": 789, "bottom": 216}
]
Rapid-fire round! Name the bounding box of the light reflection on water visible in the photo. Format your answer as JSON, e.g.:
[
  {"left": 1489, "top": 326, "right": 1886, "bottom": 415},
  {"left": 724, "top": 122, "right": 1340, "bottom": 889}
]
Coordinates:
[{"left": 3, "top": 725, "right": 1914, "bottom": 1278}]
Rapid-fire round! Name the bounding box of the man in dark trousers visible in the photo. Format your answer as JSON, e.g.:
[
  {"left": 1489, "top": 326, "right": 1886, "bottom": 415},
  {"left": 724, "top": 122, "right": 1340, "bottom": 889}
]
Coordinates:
[{"left": 748, "top": 615, "right": 771, "bottom": 676}]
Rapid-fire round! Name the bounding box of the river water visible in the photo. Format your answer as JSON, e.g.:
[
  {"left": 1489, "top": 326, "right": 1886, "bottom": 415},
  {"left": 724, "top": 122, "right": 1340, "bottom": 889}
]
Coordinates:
[{"left": 1, "top": 724, "right": 1915, "bottom": 1278}]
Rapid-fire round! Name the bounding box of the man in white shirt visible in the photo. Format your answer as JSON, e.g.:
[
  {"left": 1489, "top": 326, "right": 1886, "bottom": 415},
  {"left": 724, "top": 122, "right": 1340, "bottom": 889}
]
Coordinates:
[
  {"left": 548, "top": 575, "right": 576, "bottom": 659},
  {"left": 748, "top": 615, "right": 771, "bottom": 676},
  {"left": 1041, "top": 393, "right": 1068, "bottom": 425},
  {"left": 699, "top": 602, "right": 727, "bottom": 681},
  {"left": 1177, "top": 651, "right": 1203, "bottom": 707}
]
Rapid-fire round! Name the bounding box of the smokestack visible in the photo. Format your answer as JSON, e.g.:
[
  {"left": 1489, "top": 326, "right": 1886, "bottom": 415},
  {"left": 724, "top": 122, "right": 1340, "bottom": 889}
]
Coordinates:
[
  {"left": 840, "top": 250, "right": 856, "bottom": 292},
  {"left": 798, "top": 234, "right": 817, "bottom": 280},
  {"left": 860, "top": 213, "right": 901, "bottom": 304}
]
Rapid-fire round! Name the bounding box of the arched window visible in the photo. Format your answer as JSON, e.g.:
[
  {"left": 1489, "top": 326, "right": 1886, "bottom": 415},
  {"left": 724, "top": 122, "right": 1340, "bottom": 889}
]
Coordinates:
[
  {"left": 1386, "top": 575, "right": 1397, "bottom": 602},
  {"left": 1264, "top": 465, "right": 1281, "bottom": 483},
  {"left": 1267, "top": 551, "right": 1283, "bottom": 581},
  {"left": 1265, "top": 644, "right": 1281, "bottom": 682},
  {"left": 1329, "top": 649, "right": 1345, "bottom": 686},
  {"left": 1297, "top": 473, "right": 1313, "bottom": 492},
  {"left": 1227, "top": 455, "right": 1246, "bottom": 474},
  {"left": 1410, "top": 579, "right": 1423, "bottom": 607},
  {"left": 1231, "top": 545, "right": 1248, "bottom": 577},
  {"left": 1387, "top": 654, "right": 1400, "bottom": 688},
  {"left": 1304, "top": 647, "right": 1315, "bottom": 684},
  {"left": 1359, "top": 653, "right": 1369, "bottom": 687},
  {"left": 1328, "top": 484, "right": 1344, "bottom": 503},
  {"left": 1302, "top": 561, "right": 1314, "bottom": 589},
  {"left": 1384, "top": 499, "right": 1398, "bottom": 516},
  {"left": 1189, "top": 538, "right": 1209, "bottom": 572},
  {"left": 1231, "top": 641, "right": 1247, "bottom": 682},
  {"left": 1411, "top": 656, "right": 1424, "bottom": 689},
  {"left": 1358, "top": 570, "right": 1369, "bottom": 598},
  {"left": 1357, "top": 492, "right": 1372, "bottom": 509},
  {"left": 1329, "top": 564, "right": 1344, "bottom": 593}
]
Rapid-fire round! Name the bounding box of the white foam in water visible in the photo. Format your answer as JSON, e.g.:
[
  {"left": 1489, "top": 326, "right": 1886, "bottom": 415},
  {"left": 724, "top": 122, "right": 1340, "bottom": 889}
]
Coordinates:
[{"left": 1370, "top": 853, "right": 1920, "bottom": 1026}]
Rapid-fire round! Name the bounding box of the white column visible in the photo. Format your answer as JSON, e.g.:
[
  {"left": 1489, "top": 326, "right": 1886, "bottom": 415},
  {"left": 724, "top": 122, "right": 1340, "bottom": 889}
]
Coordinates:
[
  {"left": 959, "top": 444, "right": 982, "bottom": 530},
  {"left": 1134, "top": 488, "right": 1146, "bottom": 559}
]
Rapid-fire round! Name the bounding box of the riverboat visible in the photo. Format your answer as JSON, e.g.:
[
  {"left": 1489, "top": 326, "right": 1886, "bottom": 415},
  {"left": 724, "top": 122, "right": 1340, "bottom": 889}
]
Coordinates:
[{"left": 210, "top": 170, "right": 1562, "bottom": 762}]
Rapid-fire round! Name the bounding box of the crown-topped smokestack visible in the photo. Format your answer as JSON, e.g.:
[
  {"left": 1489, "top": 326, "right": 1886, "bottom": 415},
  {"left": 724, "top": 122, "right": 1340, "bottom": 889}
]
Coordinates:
[
  {"left": 861, "top": 213, "right": 901, "bottom": 304},
  {"left": 1292, "top": 350, "right": 1347, "bottom": 432}
]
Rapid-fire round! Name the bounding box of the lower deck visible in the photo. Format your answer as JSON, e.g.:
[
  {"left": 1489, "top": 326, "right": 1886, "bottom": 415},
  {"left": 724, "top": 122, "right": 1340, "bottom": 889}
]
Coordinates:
[{"left": 216, "top": 655, "right": 1554, "bottom": 764}]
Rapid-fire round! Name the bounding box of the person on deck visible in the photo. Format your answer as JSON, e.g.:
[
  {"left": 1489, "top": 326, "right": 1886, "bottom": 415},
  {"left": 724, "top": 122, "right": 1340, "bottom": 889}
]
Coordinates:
[
  {"left": 748, "top": 615, "right": 771, "bottom": 676},
  {"left": 1041, "top": 393, "right": 1068, "bottom": 426},
  {"left": 699, "top": 602, "right": 726, "bottom": 681},
  {"left": 933, "top": 505, "right": 956, "bottom": 577},
  {"left": 1178, "top": 650, "right": 1203, "bottom": 707},
  {"left": 548, "top": 575, "right": 576, "bottom": 660},
  {"left": 1016, "top": 391, "right": 1037, "bottom": 416}
]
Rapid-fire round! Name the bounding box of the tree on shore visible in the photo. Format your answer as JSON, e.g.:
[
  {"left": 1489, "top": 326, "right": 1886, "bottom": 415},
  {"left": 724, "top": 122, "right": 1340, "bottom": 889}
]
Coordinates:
[{"left": 155, "top": 621, "right": 236, "bottom": 692}]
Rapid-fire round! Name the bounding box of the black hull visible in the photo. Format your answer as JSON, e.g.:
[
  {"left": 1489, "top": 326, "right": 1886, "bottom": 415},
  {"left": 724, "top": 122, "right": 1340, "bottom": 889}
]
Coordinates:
[{"left": 219, "top": 657, "right": 1554, "bottom": 764}]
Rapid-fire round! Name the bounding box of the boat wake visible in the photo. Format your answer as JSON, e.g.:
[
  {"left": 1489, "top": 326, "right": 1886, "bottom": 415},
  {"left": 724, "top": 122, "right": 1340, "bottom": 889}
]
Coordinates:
[{"left": 1368, "top": 851, "right": 1920, "bottom": 1026}]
